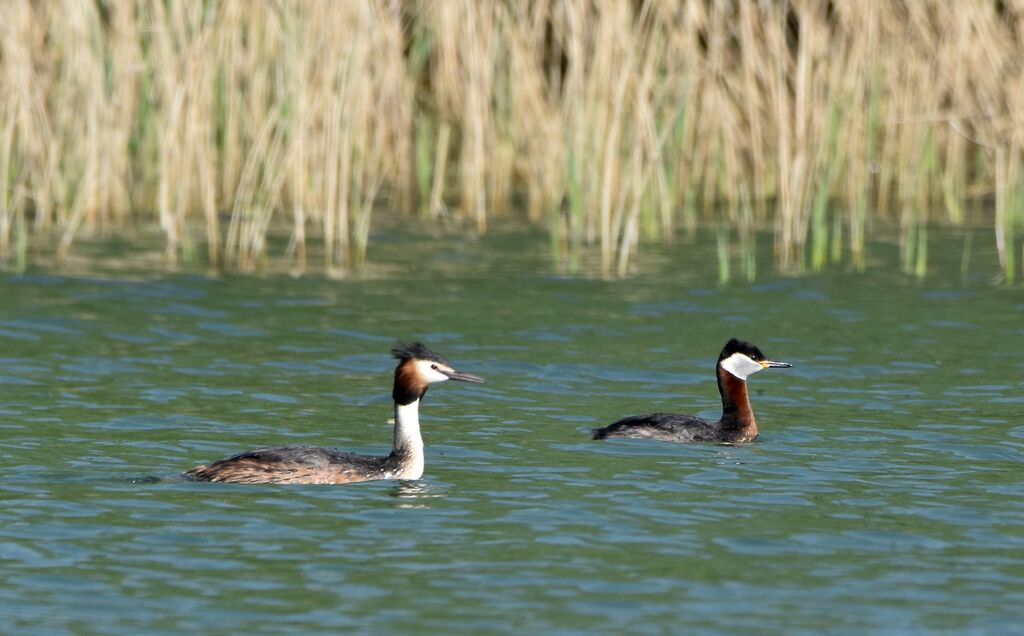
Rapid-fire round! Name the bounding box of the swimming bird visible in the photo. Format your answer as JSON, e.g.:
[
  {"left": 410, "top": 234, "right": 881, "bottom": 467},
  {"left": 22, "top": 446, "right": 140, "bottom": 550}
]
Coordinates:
[
  {"left": 184, "top": 342, "right": 483, "bottom": 484},
  {"left": 592, "top": 338, "right": 791, "bottom": 443}
]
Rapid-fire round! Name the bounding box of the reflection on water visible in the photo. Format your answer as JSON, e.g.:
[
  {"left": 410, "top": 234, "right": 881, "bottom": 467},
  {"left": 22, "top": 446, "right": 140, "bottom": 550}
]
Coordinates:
[
  {"left": 0, "top": 227, "right": 1022, "bottom": 634},
  {"left": 388, "top": 482, "right": 448, "bottom": 509}
]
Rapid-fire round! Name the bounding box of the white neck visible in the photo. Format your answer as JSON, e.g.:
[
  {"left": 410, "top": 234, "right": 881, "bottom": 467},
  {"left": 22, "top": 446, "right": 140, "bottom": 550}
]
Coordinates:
[{"left": 393, "top": 400, "right": 425, "bottom": 479}]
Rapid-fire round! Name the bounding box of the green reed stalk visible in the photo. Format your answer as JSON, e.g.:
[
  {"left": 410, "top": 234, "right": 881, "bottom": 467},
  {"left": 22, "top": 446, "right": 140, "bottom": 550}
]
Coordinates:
[
  {"left": 716, "top": 228, "right": 730, "bottom": 285},
  {"left": 811, "top": 101, "right": 842, "bottom": 272}
]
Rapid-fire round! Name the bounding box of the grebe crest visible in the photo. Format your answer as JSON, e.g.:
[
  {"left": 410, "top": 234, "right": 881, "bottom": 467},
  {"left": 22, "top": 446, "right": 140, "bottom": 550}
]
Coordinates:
[
  {"left": 391, "top": 342, "right": 479, "bottom": 404},
  {"left": 183, "top": 342, "right": 483, "bottom": 485},
  {"left": 592, "top": 338, "right": 791, "bottom": 444}
]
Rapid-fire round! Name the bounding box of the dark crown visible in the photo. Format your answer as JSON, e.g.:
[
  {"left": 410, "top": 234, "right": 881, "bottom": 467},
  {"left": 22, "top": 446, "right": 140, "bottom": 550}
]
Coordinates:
[
  {"left": 391, "top": 342, "right": 449, "bottom": 365},
  {"left": 718, "top": 338, "right": 767, "bottom": 362}
]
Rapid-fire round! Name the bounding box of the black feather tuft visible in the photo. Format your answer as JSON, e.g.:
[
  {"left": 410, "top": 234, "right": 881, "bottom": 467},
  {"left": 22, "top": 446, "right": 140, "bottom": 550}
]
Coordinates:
[
  {"left": 391, "top": 341, "right": 450, "bottom": 365},
  {"left": 719, "top": 338, "right": 767, "bottom": 362}
]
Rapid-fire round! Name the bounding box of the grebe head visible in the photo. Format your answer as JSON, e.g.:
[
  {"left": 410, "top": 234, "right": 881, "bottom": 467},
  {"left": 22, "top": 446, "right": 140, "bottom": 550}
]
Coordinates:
[
  {"left": 717, "top": 338, "right": 792, "bottom": 381},
  {"left": 391, "top": 342, "right": 484, "bottom": 405}
]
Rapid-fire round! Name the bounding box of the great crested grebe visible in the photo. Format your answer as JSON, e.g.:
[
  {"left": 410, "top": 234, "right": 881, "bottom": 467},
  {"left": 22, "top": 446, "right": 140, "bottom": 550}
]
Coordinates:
[
  {"left": 592, "top": 338, "right": 791, "bottom": 443},
  {"left": 184, "top": 342, "right": 483, "bottom": 484}
]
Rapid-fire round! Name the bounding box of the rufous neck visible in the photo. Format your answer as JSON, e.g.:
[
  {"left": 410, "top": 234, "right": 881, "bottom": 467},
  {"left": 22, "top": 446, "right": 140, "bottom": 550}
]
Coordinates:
[{"left": 716, "top": 367, "right": 757, "bottom": 438}]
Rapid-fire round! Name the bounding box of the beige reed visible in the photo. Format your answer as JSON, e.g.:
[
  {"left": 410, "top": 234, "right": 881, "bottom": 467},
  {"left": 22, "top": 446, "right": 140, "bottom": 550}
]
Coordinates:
[{"left": 0, "top": 1, "right": 1021, "bottom": 280}]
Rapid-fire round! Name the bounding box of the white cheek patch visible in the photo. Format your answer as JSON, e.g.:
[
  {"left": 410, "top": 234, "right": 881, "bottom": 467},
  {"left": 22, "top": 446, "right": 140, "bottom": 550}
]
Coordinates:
[
  {"left": 720, "top": 353, "right": 764, "bottom": 380},
  {"left": 414, "top": 359, "right": 451, "bottom": 384}
]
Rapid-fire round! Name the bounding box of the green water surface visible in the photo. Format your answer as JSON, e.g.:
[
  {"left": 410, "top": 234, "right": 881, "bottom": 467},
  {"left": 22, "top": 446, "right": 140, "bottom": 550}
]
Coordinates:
[{"left": 1, "top": 227, "right": 1022, "bottom": 635}]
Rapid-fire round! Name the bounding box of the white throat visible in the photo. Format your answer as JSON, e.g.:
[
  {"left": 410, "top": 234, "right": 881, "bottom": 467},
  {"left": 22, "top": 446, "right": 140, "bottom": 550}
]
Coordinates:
[
  {"left": 720, "top": 353, "right": 763, "bottom": 381},
  {"left": 393, "top": 400, "right": 425, "bottom": 479}
]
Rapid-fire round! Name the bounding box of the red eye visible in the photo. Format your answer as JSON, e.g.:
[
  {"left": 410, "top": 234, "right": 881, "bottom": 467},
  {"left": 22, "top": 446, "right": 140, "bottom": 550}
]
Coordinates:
[{"left": 430, "top": 364, "right": 438, "bottom": 370}]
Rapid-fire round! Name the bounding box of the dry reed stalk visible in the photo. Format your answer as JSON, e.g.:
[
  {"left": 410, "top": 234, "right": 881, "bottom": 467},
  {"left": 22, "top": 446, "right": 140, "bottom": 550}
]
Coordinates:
[
  {"left": 146, "top": 0, "right": 219, "bottom": 264},
  {"left": 1, "top": 2, "right": 58, "bottom": 246},
  {"left": 428, "top": 0, "right": 499, "bottom": 233},
  {"left": 551, "top": 0, "right": 668, "bottom": 275},
  {"left": 427, "top": 121, "right": 451, "bottom": 219},
  {"left": 52, "top": 0, "right": 143, "bottom": 264},
  {"left": 835, "top": 1, "right": 879, "bottom": 269},
  {"left": 275, "top": 1, "right": 411, "bottom": 272},
  {"left": 225, "top": 105, "right": 283, "bottom": 271},
  {"left": 505, "top": 0, "right": 564, "bottom": 223},
  {"left": 2, "top": 0, "right": 1024, "bottom": 279}
]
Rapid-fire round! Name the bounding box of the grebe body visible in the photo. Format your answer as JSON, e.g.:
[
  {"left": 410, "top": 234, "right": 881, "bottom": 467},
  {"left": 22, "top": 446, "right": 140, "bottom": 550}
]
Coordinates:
[
  {"left": 184, "top": 343, "right": 483, "bottom": 484},
  {"left": 592, "top": 338, "right": 790, "bottom": 444}
]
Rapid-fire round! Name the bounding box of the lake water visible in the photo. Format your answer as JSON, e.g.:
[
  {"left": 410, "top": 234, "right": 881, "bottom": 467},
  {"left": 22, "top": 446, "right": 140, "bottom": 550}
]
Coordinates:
[{"left": 1, "top": 226, "right": 1022, "bottom": 634}]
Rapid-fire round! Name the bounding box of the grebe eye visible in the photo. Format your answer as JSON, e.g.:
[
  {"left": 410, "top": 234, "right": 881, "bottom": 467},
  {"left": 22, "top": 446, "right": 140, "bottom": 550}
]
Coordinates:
[{"left": 430, "top": 364, "right": 438, "bottom": 370}]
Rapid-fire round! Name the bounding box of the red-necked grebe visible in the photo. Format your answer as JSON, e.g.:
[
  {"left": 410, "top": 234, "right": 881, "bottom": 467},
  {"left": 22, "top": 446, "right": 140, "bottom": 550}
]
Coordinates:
[
  {"left": 184, "top": 342, "right": 483, "bottom": 484},
  {"left": 592, "top": 338, "right": 791, "bottom": 443}
]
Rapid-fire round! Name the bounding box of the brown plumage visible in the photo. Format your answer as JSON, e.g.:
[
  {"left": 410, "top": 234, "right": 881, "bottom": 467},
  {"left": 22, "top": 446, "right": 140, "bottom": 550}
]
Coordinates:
[{"left": 184, "top": 446, "right": 398, "bottom": 484}]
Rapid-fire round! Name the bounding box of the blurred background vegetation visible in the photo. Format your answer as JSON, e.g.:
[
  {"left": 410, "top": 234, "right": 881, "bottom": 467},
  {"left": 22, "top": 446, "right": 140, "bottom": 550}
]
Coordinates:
[{"left": 1, "top": 0, "right": 1022, "bottom": 280}]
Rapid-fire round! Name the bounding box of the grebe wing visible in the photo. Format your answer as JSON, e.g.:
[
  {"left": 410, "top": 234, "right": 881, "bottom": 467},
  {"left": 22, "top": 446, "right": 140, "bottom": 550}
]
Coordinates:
[
  {"left": 183, "top": 445, "right": 387, "bottom": 484},
  {"left": 592, "top": 412, "right": 717, "bottom": 442}
]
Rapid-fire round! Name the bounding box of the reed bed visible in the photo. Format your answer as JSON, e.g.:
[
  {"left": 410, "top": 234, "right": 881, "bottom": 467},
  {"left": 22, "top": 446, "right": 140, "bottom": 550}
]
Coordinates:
[{"left": 1, "top": 1, "right": 1022, "bottom": 280}]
